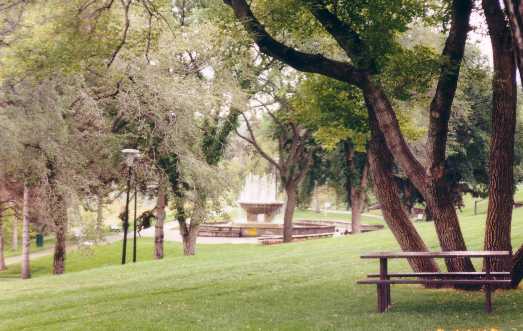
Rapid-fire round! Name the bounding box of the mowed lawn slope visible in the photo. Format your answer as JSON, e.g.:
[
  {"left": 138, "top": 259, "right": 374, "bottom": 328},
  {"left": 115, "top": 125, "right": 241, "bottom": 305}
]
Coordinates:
[{"left": 1, "top": 205, "right": 523, "bottom": 330}]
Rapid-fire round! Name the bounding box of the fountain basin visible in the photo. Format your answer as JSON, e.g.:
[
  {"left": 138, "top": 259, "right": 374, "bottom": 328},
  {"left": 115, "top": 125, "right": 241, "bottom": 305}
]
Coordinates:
[
  {"left": 238, "top": 202, "right": 284, "bottom": 223},
  {"left": 198, "top": 221, "right": 335, "bottom": 238}
]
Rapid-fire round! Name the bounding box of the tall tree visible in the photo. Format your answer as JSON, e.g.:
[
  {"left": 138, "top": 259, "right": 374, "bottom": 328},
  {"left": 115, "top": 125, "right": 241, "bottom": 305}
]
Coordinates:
[
  {"left": 482, "top": 0, "right": 518, "bottom": 274},
  {"left": 236, "top": 109, "right": 316, "bottom": 242},
  {"left": 223, "top": 0, "right": 475, "bottom": 272}
]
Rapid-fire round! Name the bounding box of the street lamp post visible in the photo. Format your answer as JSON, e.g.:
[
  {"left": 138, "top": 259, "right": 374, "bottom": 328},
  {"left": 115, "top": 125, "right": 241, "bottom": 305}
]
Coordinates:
[
  {"left": 121, "top": 148, "right": 140, "bottom": 265},
  {"left": 133, "top": 179, "right": 138, "bottom": 263}
]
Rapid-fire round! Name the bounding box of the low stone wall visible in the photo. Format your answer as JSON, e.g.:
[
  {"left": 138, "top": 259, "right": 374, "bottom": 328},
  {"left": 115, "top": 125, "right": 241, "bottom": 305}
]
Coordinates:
[{"left": 198, "top": 222, "right": 335, "bottom": 238}]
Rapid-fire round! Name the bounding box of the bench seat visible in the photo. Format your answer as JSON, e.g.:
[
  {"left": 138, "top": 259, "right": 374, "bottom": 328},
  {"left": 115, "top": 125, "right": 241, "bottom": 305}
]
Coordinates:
[
  {"left": 358, "top": 279, "right": 511, "bottom": 285},
  {"left": 367, "top": 271, "right": 511, "bottom": 278}
]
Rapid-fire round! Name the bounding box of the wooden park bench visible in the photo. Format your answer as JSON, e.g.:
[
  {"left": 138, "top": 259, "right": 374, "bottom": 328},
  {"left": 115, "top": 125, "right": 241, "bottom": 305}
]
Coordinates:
[{"left": 357, "top": 251, "right": 512, "bottom": 313}]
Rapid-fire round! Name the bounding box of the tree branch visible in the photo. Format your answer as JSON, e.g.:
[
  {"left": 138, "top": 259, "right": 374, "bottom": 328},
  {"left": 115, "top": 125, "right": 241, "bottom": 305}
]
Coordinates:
[
  {"left": 426, "top": 0, "right": 473, "bottom": 174},
  {"left": 223, "top": 0, "right": 366, "bottom": 87},
  {"left": 107, "top": 0, "right": 132, "bottom": 68},
  {"left": 304, "top": 0, "right": 376, "bottom": 71},
  {"left": 235, "top": 112, "right": 282, "bottom": 171}
]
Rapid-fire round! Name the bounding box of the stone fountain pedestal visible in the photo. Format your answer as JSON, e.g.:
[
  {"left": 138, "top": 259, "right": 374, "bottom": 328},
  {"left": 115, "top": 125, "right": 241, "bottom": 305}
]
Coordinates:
[{"left": 238, "top": 202, "right": 284, "bottom": 223}]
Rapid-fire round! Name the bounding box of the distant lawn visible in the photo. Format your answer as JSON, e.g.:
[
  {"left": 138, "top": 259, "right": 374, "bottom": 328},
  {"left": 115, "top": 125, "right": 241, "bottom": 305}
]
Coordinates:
[
  {"left": 293, "top": 209, "right": 383, "bottom": 225},
  {"left": 0, "top": 238, "right": 183, "bottom": 279},
  {"left": 1, "top": 204, "right": 522, "bottom": 330}
]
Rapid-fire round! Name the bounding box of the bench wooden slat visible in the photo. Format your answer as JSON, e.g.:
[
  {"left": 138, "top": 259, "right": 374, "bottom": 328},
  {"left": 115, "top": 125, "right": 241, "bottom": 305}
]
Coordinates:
[
  {"left": 361, "top": 251, "right": 511, "bottom": 259},
  {"left": 357, "top": 279, "right": 511, "bottom": 285},
  {"left": 367, "top": 271, "right": 511, "bottom": 278}
]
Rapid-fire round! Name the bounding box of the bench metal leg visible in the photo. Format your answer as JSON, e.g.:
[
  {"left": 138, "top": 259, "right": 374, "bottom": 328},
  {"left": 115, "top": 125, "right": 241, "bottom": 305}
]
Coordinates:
[
  {"left": 485, "top": 257, "right": 492, "bottom": 313},
  {"left": 377, "top": 284, "right": 389, "bottom": 312},
  {"left": 485, "top": 285, "right": 492, "bottom": 313},
  {"left": 386, "top": 283, "right": 391, "bottom": 308},
  {"left": 378, "top": 258, "right": 389, "bottom": 312}
]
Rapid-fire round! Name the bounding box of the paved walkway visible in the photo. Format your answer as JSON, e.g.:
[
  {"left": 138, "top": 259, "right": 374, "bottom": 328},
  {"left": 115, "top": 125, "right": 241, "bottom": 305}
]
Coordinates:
[
  {"left": 4, "top": 234, "right": 122, "bottom": 266},
  {"left": 4, "top": 223, "right": 257, "bottom": 266}
]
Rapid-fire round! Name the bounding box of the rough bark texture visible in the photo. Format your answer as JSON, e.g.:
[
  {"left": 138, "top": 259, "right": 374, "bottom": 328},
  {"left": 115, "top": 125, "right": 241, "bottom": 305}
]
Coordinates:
[
  {"left": 154, "top": 183, "right": 166, "bottom": 259},
  {"left": 21, "top": 185, "right": 31, "bottom": 279},
  {"left": 53, "top": 195, "right": 67, "bottom": 275},
  {"left": 367, "top": 112, "right": 439, "bottom": 273},
  {"left": 364, "top": 83, "right": 474, "bottom": 273},
  {"left": 283, "top": 184, "right": 297, "bottom": 242},
  {"left": 427, "top": 0, "right": 474, "bottom": 173},
  {"left": 482, "top": 0, "right": 518, "bottom": 273},
  {"left": 181, "top": 226, "right": 199, "bottom": 256},
  {"left": 0, "top": 208, "right": 6, "bottom": 271}
]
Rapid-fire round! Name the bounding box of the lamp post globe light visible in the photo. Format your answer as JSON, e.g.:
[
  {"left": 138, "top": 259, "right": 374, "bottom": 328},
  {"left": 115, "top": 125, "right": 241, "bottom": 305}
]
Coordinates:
[{"left": 121, "top": 148, "right": 140, "bottom": 265}]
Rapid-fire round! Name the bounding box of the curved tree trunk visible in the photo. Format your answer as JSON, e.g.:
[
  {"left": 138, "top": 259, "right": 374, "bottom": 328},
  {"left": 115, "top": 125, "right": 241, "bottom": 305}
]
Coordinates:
[
  {"left": 53, "top": 195, "right": 67, "bottom": 275},
  {"left": 0, "top": 208, "right": 6, "bottom": 271},
  {"left": 283, "top": 184, "right": 297, "bottom": 243},
  {"left": 364, "top": 83, "right": 474, "bottom": 272},
  {"left": 367, "top": 110, "right": 439, "bottom": 274},
  {"left": 154, "top": 182, "right": 166, "bottom": 259},
  {"left": 482, "top": 0, "right": 517, "bottom": 274},
  {"left": 21, "top": 185, "right": 31, "bottom": 280}
]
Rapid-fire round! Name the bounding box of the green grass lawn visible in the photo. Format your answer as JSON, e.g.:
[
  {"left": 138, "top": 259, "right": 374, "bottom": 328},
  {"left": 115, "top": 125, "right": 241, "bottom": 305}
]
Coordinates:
[{"left": 1, "top": 204, "right": 522, "bottom": 330}]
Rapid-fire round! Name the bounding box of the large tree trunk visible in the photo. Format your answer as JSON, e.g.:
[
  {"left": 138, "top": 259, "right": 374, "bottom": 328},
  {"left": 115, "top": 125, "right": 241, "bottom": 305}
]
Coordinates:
[
  {"left": 367, "top": 110, "right": 439, "bottom": 274},
  {"left": 482, "top": 0, "right": 518, "bottom": 274},
  {"left": 423, "top": 186, "right": 475, "bottom": 272},
  {"left": 364, "top": 83, "right": 474, "bottom": 272},
  {"left": 154, "top": 183, "right": 166, "bottom": 259},
  {"left": 350, "top": 187, "right": 363, "bottom": 234},
  {"left": 0, "top": 208, "right": 6, "bottom": 271},
  {"left": 95, "top": 192, "right": 104, "bottom": 242},
  {"left": 177, "top": 190, "right": 205, "bottom": 256},
  {"left": 53, "top": 195, "right": 67, "bottom": 275},
  {"left": 21, "top": 185, "right": 31, "bottom": 280},
  {"left": 181, "top": 225, "right": 199, "bottom": 256},
  {"left": 350, "top": 160, "right": 368, "bottom": 235},
  {"left": 283, "top": 183, "right": 297, "bottom": 243}
]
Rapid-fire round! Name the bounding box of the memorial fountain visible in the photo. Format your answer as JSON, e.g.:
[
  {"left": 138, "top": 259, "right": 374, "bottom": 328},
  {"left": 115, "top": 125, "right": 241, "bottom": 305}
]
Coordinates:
[
  {"left": 197, "top": 173, "right": 338, "bottom": 239},
  {"left": 237, "top": 174, "right": 284, "bottom": 223}
]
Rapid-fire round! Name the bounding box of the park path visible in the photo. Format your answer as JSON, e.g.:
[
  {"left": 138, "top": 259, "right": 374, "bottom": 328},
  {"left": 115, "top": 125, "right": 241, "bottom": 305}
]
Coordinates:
[
  {"left": 4, "top": 223, "right": 257, "bottom": 266},
  {"left": 4, "top": 234, "right": 122, "bottom": 266}
]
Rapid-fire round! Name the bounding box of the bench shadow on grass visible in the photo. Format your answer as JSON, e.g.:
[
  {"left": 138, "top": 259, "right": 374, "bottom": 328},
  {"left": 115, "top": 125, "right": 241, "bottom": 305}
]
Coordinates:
[{"left": 383, "top": 288, "right": 510, "bottom": 316}]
